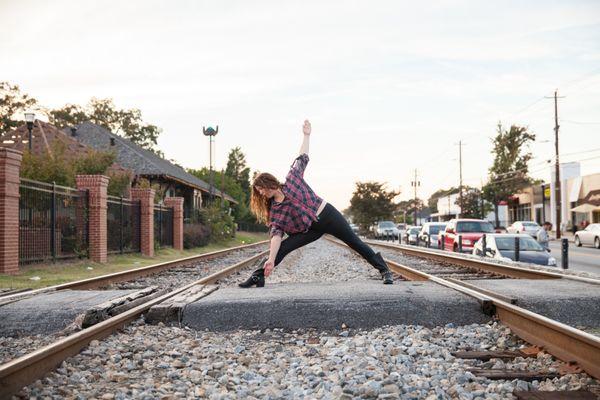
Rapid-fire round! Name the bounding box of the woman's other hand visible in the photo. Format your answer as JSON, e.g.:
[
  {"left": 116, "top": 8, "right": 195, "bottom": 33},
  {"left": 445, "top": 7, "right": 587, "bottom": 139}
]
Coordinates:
[
  {"left": 263, "top": 259, "right": 275, "bottom": 277},
  {"left": 303, "top": 120, "right": 311, "bottom": 136}
]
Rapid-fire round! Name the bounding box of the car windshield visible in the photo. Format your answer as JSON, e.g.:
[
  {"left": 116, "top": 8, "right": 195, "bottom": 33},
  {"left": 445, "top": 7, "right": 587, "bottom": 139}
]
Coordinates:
[
  {"left": 456, "top": 221, "right": 494, "bottom": 233},
  {"left": 379, "top": 221, "right": 395, "bottom": 228},
  {"left": 409, "top": 228, "right": 420, "bottom": 234},
  {"left": 522, "top": 222, "right": 539, "bottom": 227},
  {"left": 495, "top": 236, "right": 544, "bottom": 251},
  {"left": 429, "top": 225, "right": 446, "bottom": 234}
]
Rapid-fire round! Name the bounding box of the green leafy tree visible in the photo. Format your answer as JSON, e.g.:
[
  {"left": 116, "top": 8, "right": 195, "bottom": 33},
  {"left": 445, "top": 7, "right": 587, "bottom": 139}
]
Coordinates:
[
  {"left": 50, "top": 98, "right": 163, "bottom": 156},
  {"left": 225, "top": 147, "right": 251, "bottom": 196},
  {"left": 187, "top": 167, "right": 250, "bottom": 222},
  {"left": 20, "top": 141, "right": 132, "bottom": 196},
  {"left": 0, "top": 82, "right": 38, "bottom": 134},
  {"left": 482, "top": 123, "right": 536, "bottom": 227},
  {"left": 348, "top": 182, "right": 399, "bottom": 232},
  {"left": 395, "top": 198, "right": 424, "bottom": 224},
  {"left": 457, "top": 186, "right": 492, "bottom": 219}
]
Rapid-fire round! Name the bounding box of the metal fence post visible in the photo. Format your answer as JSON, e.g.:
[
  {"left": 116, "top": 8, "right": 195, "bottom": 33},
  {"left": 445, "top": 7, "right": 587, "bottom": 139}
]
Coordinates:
[
  {"left": 120, "top": 196, "right": 124, "bottom": 254},
  {"left": 415, "top": 234, "right": 420, "bottom": 247},
  {"left": 427, "top": 233, "right": 431, "bottom": 248},
  {"left": 561, "top": 238, "right": 569, "bottom": 269},
  {"left": 51, "top": 181, "right": 56, "bottom": 262},
  {"left": 482, "top": 234, "right": 487, "bottom": 257},
  {"left": 159, "top": 204, "right": 163, "bottom": 246},
  {"left": 458, "top": 235, "right": 463, "bottom": 253},
  {"left": 515, "top": 236, "right": 520, "bottom": 262},
  {"left": 441, "top": 234, "right": 445, "bottom": 251}
]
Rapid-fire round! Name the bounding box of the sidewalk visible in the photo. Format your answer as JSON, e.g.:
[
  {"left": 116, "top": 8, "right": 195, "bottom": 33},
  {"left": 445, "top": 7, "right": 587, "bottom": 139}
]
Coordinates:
[{"left": 550, "top": 231, "right": 575, "bottom": 242}]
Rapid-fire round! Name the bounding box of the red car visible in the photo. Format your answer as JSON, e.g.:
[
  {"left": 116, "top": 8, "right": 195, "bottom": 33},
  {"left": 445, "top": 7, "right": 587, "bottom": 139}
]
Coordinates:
[{"left": 440, "top": 218, "right": 495, "bottom": 253}]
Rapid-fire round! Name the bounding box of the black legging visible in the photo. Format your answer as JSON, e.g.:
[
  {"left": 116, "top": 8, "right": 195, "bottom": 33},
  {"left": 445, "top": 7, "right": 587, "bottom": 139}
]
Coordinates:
[{"left": 272, "top": 203, "right": 382, "bottom": 270}]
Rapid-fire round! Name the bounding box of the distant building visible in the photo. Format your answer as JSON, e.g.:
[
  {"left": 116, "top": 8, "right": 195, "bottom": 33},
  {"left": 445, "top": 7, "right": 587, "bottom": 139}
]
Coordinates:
[{"left": 429, "top": 192, "right": 508, "bottom": 227}]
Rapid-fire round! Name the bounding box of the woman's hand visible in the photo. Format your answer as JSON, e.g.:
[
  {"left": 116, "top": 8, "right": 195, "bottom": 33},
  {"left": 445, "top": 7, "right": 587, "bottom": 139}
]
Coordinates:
[
  {"left": 263, "top": 259, "right": 275, "bottom": 277},
  {"left": 303, "top": 120, "right": 311, "bottom": 136}
]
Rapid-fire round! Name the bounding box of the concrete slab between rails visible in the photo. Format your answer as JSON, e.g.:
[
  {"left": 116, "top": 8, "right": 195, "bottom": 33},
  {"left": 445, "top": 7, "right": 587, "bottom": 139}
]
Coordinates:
[
  {"left": 0, "top": 290, "right": 138, "bottom": 337},
  {"left": 181, "top": 281, "right": 491, "bottom": 331},
  {"left": 465, "top": 279, "right": 600, "bottom": 328}
]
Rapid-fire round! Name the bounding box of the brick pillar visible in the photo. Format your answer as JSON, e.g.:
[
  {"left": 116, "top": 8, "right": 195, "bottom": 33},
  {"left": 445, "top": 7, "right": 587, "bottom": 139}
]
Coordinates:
[
  {"left": 164, "top": 197, "right": 184, "bottom": 250},
  {"left": 76, "top": 175, "right": 109, "bottom": 263},
  {"left": 0, "top": 148, "right": 22, "bottom": 274},
  {"left": 131, "top": 188, "right": 155, "bottom": 257}
]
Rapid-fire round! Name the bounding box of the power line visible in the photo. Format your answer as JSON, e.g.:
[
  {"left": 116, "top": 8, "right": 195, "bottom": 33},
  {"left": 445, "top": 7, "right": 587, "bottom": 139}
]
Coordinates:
[{"left": 561, "top": 119, "right": 600, "bottom": 125}]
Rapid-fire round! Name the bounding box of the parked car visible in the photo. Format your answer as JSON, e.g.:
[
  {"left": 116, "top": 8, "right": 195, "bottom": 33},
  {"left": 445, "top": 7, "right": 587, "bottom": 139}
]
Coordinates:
[
  {"left": 574, "top": 223, "right": 600, "bottom": 249},
  {"left": 349, "top": 223, "right": 360, "bottom": 235},
  {"left": 473, "top": 234, "right": 557, "bottom": 267},
  {"left": 404, "top": 226, "right": 422, "bottom": 245},
  {"left": 442, "top": 219, "right": 495, "bottom": 253},
  {"left": 506, "top": 221, "right": 541, "bottom": 236},
  {"left": 418, "top": 222, "right": 447, "bottom": 248},
  {"left": 396, "top": 223, "right": 407, "bottom": 231},
  {"left": 375, "top": 221, "right": 400, "bottom": 239}
]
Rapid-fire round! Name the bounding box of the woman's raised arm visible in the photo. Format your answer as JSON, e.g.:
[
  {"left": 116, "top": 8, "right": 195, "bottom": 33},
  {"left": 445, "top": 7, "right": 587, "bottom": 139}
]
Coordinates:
[{"left": 299, "top": 120, "right": 311, "bottom": 156}]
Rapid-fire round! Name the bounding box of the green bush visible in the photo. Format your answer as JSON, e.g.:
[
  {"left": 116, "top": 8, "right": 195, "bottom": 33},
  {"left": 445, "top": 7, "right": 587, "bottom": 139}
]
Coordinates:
[
  {"left": 204, "top": 205, "right": 236, "bottom": 242},
  {"left": 183, "top": 223, "right": 211, "bottom": 249}
]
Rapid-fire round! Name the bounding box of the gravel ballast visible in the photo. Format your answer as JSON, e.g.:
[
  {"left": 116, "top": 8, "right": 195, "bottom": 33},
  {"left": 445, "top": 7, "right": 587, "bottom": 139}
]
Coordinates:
[{"left": 15, "top": 320, "right": 599, "bottom": 399}]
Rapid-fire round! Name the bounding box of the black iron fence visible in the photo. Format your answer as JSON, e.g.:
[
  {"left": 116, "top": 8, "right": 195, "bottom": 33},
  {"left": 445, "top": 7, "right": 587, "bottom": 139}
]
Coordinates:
[
  {"left": 19, "top": 178, "right": 89, "bottom": 264},
  {"left": 107, "top": 195, "right": 141, "bottom": 254},
  {"left": 236, "top": 222, "right": 269, "bottom": 233},
  {"left": 154, "top": 204, "right": 173, "bottom": 248}
]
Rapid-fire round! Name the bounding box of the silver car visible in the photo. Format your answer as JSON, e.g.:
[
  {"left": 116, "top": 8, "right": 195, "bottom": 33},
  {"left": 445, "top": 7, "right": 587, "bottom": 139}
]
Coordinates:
[
  {"left": 506, "top": 221, "right": 541, "bottom": 236},
  {"left": 418, "top": 222, "right": 447, "bottom": 248},
  {"left": 574, "top": 223, "right": 600, "bottom": 249}
]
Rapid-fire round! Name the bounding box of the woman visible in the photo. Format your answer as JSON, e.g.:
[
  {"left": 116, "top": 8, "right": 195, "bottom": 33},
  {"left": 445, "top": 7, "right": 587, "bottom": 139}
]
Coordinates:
[{"left": 239, "top": 120, "right": 394, "bottom": 288}]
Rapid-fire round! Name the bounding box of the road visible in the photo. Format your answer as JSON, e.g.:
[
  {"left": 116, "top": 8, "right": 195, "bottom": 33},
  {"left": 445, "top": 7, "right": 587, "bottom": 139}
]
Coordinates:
[{"left": 547, "top": 240, "right": 600, "bottom": 275}]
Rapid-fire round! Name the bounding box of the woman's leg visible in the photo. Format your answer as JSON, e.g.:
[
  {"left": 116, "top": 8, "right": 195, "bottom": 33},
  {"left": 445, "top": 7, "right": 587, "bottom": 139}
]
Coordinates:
[
  {"left": 320, "top": 204, "right": 391, "bottom": 275},
  {"left": 274, "top": 229, "right": 323, "bottom": 266}
]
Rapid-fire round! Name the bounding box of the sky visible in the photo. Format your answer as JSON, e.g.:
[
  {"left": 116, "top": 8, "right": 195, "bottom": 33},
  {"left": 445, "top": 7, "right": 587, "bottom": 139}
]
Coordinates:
[{"left": 2, "top": 0, "right": 600, "bottom": 210}]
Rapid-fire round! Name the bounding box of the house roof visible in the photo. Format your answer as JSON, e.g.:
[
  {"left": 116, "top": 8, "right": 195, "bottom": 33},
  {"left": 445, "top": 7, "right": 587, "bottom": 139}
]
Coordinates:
[
  {"left": 1, "top": 121, "right": 131, "bottom": 176},
  {"left": 66, "top": 122, "right": 237, "bottom": 203}
]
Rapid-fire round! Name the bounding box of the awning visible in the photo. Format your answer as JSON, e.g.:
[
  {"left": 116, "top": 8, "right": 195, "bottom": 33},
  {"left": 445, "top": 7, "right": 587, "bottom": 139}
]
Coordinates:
[{"left": 570, "top": 203, "right": 600, "bottom": 213}]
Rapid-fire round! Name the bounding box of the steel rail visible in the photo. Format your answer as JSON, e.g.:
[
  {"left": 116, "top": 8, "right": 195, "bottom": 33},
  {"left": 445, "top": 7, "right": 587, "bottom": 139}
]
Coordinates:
[
  {"left": 0, "top": 240, "right": 268, "bottom": 305},
  {"left": 0, "top": 250, "right": 269, "bottom": 398},
  {"left": 366, "top": 239, "right": 600, "bottom": 284},
  {"left": 327, "top": 236, "right": 600, "bottom": 380}
]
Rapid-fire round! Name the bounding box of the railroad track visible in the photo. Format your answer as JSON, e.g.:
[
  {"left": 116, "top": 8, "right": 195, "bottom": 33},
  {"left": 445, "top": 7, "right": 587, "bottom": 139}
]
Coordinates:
[
  {"left": 0, "top": 246, "right": 270, "bottom": 398},
  {"left": 367, "top": 238, "right": 600, "bottom": 285},
  {"left": 326, "top": 236, "right": 600, "bottom": 384},
  {"left": 0, "top": 240, "right": 268, "bottom": 307}
]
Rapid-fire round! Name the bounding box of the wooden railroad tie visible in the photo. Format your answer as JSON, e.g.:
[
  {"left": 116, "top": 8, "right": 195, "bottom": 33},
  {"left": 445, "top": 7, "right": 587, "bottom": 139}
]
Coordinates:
[{"left": 146, "top": 284, "right": 219, "bottom": 325}]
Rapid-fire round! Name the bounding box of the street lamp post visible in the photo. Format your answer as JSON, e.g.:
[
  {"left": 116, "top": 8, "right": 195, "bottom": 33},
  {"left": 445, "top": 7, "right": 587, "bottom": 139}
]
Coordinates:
[
  {"left": 203, "top": 125, "right": 219, "bottom": 203},
  {"left": 24, "top": 112, "right": 35, "bottom": 151}
]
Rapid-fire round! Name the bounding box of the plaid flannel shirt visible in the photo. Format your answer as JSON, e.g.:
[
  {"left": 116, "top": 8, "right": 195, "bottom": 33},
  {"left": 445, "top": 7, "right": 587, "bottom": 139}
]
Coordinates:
[{"left": 269, "top": 153, "right": 323, "bottom": 238}]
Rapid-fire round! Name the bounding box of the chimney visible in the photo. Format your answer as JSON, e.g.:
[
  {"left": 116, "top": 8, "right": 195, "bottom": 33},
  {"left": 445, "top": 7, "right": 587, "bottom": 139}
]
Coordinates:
[
  {"left": 70, "top": 127, "right": 77, "bottom": 137},
  {"left": 110, "top": 137, "right": 116, "bottom": 146}
]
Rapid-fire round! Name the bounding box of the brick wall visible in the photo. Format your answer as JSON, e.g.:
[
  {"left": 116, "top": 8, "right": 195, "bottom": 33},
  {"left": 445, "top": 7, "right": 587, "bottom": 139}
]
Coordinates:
[
  {"left": 164, "top": 197, "right": 184, "bottom": 250},
  {"left": 0, "top": 148, "right": 22, "bottom": 274}
]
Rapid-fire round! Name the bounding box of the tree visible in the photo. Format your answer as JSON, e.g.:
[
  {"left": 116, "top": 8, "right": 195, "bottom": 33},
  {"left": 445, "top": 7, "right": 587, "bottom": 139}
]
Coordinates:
[
  {"left": 50, "top": 98, "right": 163, "bottom": 156},
  {"left": 457, "top": 186, "right": 492, "bottom": 219},
  {"left": 225, "top": 147, "right": 251, "bottom": 199},
  {"left": 348, "top": 182, "right": 398, "bottom": 232},
  {"left": 0, "top": 82, "right": 37, "bottom": 134},
  {"left": 20, "top": 141, "right": 132, "bottom": 196},
  {"left": 482, "top": 123, "right": 536, "bottom": 227},
  {"left": 188, "top": 167, "right": 250, "bottom": 222},
  {"left": 395, "top": 198, "right": 424, "bottom": 224}
]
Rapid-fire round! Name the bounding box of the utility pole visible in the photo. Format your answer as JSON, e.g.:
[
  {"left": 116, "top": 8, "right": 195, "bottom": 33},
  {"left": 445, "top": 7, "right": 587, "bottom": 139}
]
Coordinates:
[
  {"left": 457, "top": 140, "right": 464, "bottom": 218},
  {"left": 545, "top": 90, "right": 565, "bottom": 239},
  {"left": 411, "top": 169, "right": 420, "bottom": 225}
]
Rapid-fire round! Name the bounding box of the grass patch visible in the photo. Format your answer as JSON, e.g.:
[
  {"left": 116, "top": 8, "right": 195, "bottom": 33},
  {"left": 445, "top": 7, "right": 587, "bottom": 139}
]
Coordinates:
[{"left": 0, "top": 232, "right": 268, "bottom": 290}]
